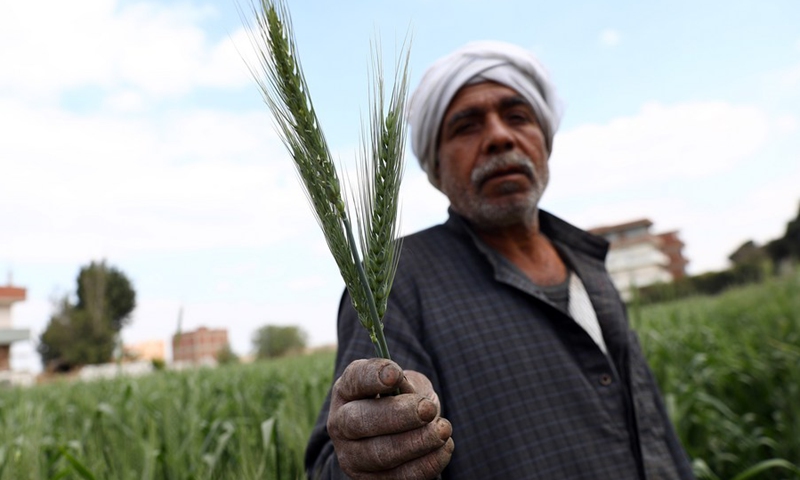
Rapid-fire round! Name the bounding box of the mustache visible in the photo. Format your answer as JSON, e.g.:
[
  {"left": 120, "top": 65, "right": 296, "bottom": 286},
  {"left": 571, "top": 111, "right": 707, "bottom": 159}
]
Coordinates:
[{"left": 471, "top": 152, "right": 536, "bottom": 188}]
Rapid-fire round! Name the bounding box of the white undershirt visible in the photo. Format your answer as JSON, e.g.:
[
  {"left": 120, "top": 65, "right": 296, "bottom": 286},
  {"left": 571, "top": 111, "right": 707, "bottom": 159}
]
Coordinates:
[{"left": 568, "top": 273, "right": 608, "bottom": 354}]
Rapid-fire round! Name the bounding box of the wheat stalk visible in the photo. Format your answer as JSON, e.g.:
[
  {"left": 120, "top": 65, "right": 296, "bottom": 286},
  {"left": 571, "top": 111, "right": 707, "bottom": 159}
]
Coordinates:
[{"left": 245, "top": 0, "right": 409, "bottom": 360}]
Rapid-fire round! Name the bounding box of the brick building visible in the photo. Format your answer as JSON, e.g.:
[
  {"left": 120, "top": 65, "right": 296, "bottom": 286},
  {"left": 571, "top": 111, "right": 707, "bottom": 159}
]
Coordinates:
[
  {"left": 0, "top": 283, "right": 30, "bottom": 371},
  {"left": 589, "top": 219, "right": 689, "bottom": 301},
  {"left": 657, "top": 230, "right": 689, "bottom": 280},
  {"left": 172, "top": 327, "right": 228, "bottom": 364}
]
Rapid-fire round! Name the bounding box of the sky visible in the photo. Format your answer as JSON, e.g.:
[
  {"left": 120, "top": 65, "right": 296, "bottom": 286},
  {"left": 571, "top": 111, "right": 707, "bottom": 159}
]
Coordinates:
[{"left": 2, "top": 0, "right": 799, "bottom": 372}]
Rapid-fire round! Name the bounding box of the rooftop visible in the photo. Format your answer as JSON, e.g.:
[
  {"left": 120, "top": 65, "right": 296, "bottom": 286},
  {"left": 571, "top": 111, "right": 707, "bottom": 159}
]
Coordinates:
[
  {"left": 589, "top": 218, "right": 653, "bottom": 237},
  {"left": 0, "top": 286, "right": 26, "bottom": 303}
]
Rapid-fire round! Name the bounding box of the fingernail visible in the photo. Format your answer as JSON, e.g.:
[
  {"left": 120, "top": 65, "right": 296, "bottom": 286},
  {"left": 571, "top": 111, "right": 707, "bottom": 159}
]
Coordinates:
[
  {"left": 417, "top": 398, "right": 436, "bottom": 422},
  {"left": 436, "top": 418, "right": 452, "bottom": 440},
  {"left": 379, "top": 363, "right": 401, "bottom": 386}
]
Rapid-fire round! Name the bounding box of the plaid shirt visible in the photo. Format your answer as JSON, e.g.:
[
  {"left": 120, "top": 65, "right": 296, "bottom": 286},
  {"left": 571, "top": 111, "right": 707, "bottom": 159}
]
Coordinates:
[{"left": 306, "top": 210, "right": 695, "bottom": 480}]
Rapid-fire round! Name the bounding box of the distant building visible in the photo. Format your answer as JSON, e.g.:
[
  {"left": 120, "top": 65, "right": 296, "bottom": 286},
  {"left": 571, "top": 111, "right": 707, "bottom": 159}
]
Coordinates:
[
  {"left": 172, "top": 327, "right": 228, "bottom": 364},
  {"left": 658, "top": 230, "right": 689, "bottom": 280},
  {"left": 124, "top": 340, "right": 165, "bottom": 362},
  {"left": 589, "top": 219, "right": 689, "bottom": 301},
  {"left": 0, "top": 283, "right": 30, "bottom": 371},
  {"left": 78, "top": 361, "right": 154, "bottom": 382}
]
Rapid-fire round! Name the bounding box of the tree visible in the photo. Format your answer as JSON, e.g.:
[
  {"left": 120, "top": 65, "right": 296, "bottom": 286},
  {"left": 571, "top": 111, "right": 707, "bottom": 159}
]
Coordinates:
[
  {"left": 252, "top": 325, "right": 308, "bottom": 359},
  {"left": 766, "top": 201, "right": 800, "bottom": 266},
  {"left": 76, "top": 261, "right": 136, "bottom": 331},
  {"left": 38, "top": 307, "right": 116, "bottom": 369},
  {"left": 216, "top": 343, "right": 240, "bottom": 365},
  {"left": 38, "top": 260, "right": 136, "bottom": 371},
  {"left": 728, "top": 240, "right": 767, "bottom": 267}
]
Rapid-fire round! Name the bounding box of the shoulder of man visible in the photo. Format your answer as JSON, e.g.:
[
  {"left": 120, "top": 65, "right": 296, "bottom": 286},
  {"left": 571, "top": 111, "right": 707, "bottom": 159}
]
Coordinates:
[{"left": 539, "top": 209, "right": 610, "bottom": 261}]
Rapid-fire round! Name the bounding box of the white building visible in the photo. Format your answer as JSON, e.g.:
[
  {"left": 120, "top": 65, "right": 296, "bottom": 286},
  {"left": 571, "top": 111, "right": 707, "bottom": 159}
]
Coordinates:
[
  {"left": 0, "top": 283, "right": 30, "bottom": 372},
  {"left": 589, "top": 219, "right": 688, "bottom": 301},
  {"left": 0, "top": 281, "right": 34, "bottom": 386}
]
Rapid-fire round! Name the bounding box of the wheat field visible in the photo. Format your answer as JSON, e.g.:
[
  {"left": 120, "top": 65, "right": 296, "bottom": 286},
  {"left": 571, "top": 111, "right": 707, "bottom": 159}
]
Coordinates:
[{"left": 1, "top": 273, "right": 798, "bottom": 479}]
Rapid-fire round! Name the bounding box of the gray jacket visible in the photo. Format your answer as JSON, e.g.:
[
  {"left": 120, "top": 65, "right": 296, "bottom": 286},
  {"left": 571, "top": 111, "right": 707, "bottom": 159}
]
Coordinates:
[{"left": 306, "top": 210, "right": 694, "bottom": 479}]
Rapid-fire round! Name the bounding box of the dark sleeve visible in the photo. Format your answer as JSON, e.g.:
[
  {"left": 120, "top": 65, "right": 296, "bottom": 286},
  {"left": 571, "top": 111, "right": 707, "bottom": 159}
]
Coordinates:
[
  {"left": 643, "top": 360, "right": 696, "bottom": 479},
  {"left": 304, "top": 266, "right": 439, "bottom": 479},
  {"left": 627, "top": 330, "right": 696, "bottom": 480}
]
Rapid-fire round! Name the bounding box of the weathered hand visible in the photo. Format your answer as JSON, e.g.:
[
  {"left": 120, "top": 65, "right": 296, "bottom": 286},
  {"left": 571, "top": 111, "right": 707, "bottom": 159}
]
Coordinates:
[{"left": 327, "top": 358, "right": 454, "bottom": 480}]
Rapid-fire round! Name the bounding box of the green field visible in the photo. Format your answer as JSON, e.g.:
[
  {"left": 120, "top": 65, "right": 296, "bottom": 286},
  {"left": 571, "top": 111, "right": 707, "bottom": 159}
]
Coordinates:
[
  {"left": 0, "top": 352, "right": 334, "bottom": 479},
  {"left": 1, "top": 273, "right": 799, "bottom": 479},
  {"left": 631, "top": 272, "right": 800, "bottom": 480}
]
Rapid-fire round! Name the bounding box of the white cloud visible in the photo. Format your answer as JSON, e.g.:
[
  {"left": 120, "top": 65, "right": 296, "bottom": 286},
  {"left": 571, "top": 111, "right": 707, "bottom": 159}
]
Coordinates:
[
  {"left": 0, "top": 1, "right": 250, "bottom": 100},
  {"left": 3, "top": 1, "right": 797, "bottom": 375},
  {"left": 740, "top": 163, "right": 800, "bottom": 242},
  {"left": 775, "top": 114, "right": 798, "bottom": 133},
  {"left": 103, "top": 90, "right": 147, "bottom": 112},
  {"left": 542, "top": 100, "right": 798, "bottom": 275},
  {"left": 548, "top": 101, "right": 770, "bottom": 200},
  {"left": 549, "top": 155, "right": 800, "bottom": 276},
  {"left": 0, "top": 97, "right": 314, "bottom": 264},
  {"left": 599, "top": 29, "right": 621, "bottom": 47},
  {"left": 288, "top": 275, "right": 329, "bottom": 292}
]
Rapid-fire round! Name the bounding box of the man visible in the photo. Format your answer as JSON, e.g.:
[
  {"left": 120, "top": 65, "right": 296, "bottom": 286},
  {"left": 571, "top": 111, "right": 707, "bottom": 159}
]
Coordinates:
[{"left": 306, "top": 41, "right": 694, "bottom": 480}]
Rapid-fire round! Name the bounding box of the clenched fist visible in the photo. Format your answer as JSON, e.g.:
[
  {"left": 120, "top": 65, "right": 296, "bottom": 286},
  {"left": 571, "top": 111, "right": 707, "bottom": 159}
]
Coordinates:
[{"left": 327, "top": 358, "right": 454, "bottom": 479}]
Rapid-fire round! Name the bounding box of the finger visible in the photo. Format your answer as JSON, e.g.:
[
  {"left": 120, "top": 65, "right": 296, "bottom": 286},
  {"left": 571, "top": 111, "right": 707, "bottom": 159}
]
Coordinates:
[
  {"left": 402, "top": 370, "right": 440, "bottom": 412},
  {"left": 336, "top": 419, "right": 453, "bottom": 474},
  {"left": 332, "top": 359, "right": 404, "bottom": 407},
  {"left": 330, "top": 394, "right": 439, "bottom": 440},
  {"left": 362, "top": 437, "right": 455, "bottom": 480}
]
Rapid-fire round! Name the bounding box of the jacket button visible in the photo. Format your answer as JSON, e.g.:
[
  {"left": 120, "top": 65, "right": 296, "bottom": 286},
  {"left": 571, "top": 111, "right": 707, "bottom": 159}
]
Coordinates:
[{"left": 599, "top": 374, "right": 613, "bottom": 386}]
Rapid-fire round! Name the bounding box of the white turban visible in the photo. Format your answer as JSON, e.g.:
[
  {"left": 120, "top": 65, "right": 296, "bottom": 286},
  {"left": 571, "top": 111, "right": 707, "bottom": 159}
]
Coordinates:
[{"left": 408, "top": 40, "right": 562, "bottom": 188}]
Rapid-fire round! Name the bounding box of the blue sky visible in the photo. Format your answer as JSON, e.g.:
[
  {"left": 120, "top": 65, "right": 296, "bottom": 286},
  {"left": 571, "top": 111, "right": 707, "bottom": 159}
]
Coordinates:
[{"left": 2, "top": 0, "right": 799, "bottom": 372}]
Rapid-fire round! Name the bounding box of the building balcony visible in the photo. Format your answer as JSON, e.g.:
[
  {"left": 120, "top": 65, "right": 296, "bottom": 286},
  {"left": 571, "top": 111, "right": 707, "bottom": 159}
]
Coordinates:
[{"left": 0, "top": 329, "right": 30, "bottom": 344}]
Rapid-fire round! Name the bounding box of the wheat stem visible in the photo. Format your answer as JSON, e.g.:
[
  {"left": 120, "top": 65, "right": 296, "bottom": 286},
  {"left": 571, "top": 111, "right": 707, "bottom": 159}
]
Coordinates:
[{"left": 342, "top": 216, "right": 390, "bottom": 359}]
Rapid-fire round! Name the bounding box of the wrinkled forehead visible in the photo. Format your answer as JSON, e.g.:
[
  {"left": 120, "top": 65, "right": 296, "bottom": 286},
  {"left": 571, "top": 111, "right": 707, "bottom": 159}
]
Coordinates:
[
  {"left": 448, "top": 80, "right": 527, "bottom": 110},
  {"left": 439, "top": 81, "right": 533, "bottom": 133}
]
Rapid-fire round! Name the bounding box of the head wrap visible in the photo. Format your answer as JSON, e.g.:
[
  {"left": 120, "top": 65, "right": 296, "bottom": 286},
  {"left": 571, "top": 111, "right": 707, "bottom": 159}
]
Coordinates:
[{"left": 408, "top": 40, "right": 562, "bottom": 188}]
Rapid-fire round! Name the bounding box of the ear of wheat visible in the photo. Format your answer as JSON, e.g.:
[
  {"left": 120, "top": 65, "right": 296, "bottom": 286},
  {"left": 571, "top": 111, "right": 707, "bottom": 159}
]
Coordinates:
[{"left": 245, "top": 0, "right": 409, "bottom": 360}]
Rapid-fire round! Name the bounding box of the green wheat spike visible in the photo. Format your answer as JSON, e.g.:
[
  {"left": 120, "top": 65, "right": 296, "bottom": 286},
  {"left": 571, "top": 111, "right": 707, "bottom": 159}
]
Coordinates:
[{"left": 245, "top": 0, "right": 410, "bottom": 360}]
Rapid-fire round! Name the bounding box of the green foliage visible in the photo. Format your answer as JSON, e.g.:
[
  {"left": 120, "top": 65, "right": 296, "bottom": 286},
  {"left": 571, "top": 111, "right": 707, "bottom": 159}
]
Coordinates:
[
  {"left": 252, "top": 325, "right": 307, "bottom": 359},
  {"left": 633, "top": 273, "right": 800, "bottom": 479},
  {"left": 76, "top": 261, "right": 136, "bottom": 332},
  {"left": 12, "top": 277, "right": 800, "bottom": 479},
  {"left": 0, "top": 352, "right": 334, "bottom": 480},
  {"left": 38, "top": 307, "right": 116, "bottom": 369},
  {"left": 216, "top": 343, "right": 240, "bottom": 365},
  {"left": 766, "top": 201, "right": 800, "bottom": 265},
  {"left": 37, "top": 261, "right": 136, "bottom": 371},
  {"left": 729, "top": 240, "right": 769, "bottom": 268},
  {"left": 636, "top": 262, "right": 768, "bottom": 304}
]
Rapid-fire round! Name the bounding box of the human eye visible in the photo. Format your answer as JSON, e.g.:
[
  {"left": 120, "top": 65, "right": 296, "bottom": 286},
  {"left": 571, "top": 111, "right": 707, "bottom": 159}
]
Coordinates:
[
  {"left": 447, "top": 117, "right": 481, "bottom": 138},
  {"left": 444, "top": 108, "right": 483, "bottom": 138},
  {"left": 452, "top": 120, "right": 478, "bottom": 135},
  {"left": 506, "top": 108, "right": 534, "bottom": 124}
]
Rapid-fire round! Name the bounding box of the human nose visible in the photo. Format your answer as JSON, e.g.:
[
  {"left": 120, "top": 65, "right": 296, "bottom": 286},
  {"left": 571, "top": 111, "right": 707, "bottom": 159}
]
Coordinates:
[{"left": 483, "top": 114, "right": 515, "bottom": 155}]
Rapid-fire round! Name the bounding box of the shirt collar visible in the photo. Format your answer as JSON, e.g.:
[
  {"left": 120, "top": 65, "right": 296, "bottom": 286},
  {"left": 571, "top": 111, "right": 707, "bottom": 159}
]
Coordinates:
[{"left": 443, "top": 207, "right": 609, "bottom": 262}]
